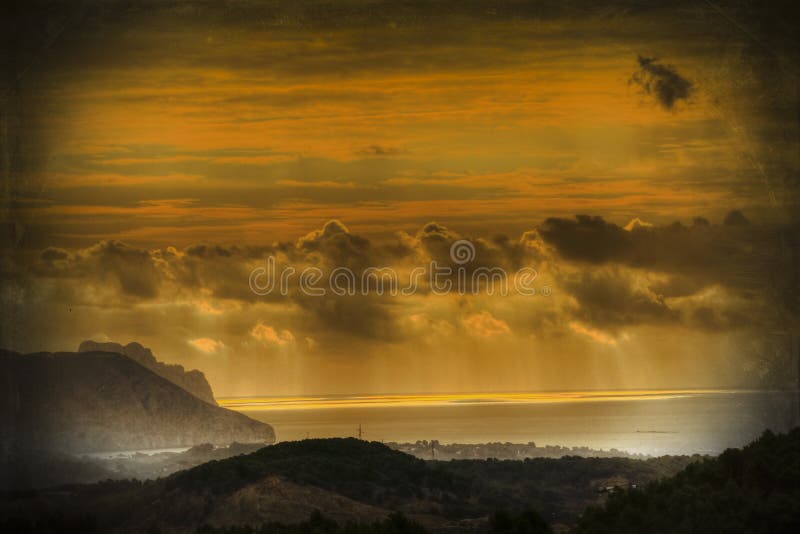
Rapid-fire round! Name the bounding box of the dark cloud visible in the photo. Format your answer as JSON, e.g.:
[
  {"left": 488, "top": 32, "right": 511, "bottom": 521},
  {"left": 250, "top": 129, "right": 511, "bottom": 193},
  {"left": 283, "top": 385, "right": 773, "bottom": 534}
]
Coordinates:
[
  {"left": 538, "top": 214, "right": 769, "bottom": 294},
  {"left": 295, "top": 220, "right": 376, "bottom": 271},
  {"left": 413, "top": 222, "right": 539, "bottom": 273},
  {"left": 692, "top": 306, "right": 721, "bottom": 330},
  {"left": 357, "top": 145, "right": 404, "bottom": 157},
  {"left": 723, "top": 209, "right": 750, "bottom": 226},
  {"left": 538, "top": 215, "right": 629, "bottom": 264},
  {"left": 81, "top": 241, "right": 163, "bottom": 299},
  {"left": 631, "top": 55, "right": 692, "bottom": 110},
  {"left": 24, "top": 222, "right": 403, "bottom": 339},
  {"left": 20, "top": 216, "right": 786, "bottom": 340},
  {"left": 562, "top": 269, "right": 679, "bottom": 329},
  {"left": 185, "top": 245, "right": 236, "bottom": 258},
  {"left": 537, "top": 213, "right": 795, "bottom": 333},
  {"left": 291, "top": 293, "right": 400, "bottom": 342},
  {"left": 33, "top": 240, "right": 161, "bottom": 299},
  {"left": 648, "top": 274, "right": 708, "bottom": 299},
  {"left": 689, "top": 305, "right": 754, "bottom": 332},
  {"left": 21, "top": 220, "right": 547, "bottom": 340},
  {"left": 39, "top": 247, "right": 70, "bottom": 262},
  {"left": 285, "top": 221, "right": 545, "bottom": 338}
]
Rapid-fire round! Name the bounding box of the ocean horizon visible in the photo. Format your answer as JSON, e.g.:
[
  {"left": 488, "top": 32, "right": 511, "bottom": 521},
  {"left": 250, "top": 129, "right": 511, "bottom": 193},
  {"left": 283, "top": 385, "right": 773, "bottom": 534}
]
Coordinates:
[{"left": 221, "top": 389, "right": 799, "bottom": 456}]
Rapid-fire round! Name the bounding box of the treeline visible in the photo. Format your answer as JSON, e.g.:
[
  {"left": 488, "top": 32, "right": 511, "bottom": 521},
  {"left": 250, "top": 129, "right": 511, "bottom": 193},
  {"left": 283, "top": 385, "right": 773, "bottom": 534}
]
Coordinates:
[
  {"left": 388, "top": 440, "right": 647, "bottom": 460},
  {"left": 194, "top": 509, "right": 554, "bottom": 534},
  {"left": 1, "top": 509, "right": 553, "bottom": 534},
  {"left": 168, "top": 438, "right": 469, "bottom": 507},
  {"left": 3, "top": 431, "right": 797, "bottom": 533},
  {"left": 195, "top": 511, "right": 427, "bottom": 534},
  {"left": 169, "top": 438, "right": 690, "bottom": 523},
  {"left": 575, "top": 428, "right": 800, "bottom": 533}
]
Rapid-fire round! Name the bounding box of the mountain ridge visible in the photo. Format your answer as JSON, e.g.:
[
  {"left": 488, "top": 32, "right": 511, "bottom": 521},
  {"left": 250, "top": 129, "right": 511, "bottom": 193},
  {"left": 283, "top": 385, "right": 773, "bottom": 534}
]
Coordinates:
[
  {"left": 0, "top": 349, "right": 275, "bottom": 456},
  {"left": 78, "top": 340, "right": 217, "bottom": 405}
]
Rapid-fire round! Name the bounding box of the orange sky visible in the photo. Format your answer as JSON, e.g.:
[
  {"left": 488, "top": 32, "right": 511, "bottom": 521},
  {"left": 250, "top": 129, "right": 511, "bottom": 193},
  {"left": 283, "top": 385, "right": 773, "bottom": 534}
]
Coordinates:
[{"left": 2, "top": 1, "right": 797, "bottom": 397}]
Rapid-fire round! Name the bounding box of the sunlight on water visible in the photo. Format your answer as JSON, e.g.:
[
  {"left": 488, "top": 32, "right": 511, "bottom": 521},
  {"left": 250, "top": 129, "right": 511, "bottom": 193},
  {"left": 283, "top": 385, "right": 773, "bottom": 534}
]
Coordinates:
[
  {"left": 221, "top": 390, "right": 799, "bottom": 456},
  {"left": 217, "top": 389, "right": 734, "bottom": 411}
]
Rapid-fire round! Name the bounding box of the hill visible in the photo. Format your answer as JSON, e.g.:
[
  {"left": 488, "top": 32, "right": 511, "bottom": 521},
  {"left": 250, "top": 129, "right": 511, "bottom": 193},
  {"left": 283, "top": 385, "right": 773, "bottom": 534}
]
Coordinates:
[
  {"left": 78, "top": 340, "right": 217, "bottom": 405},
  {"left": 4, "top": 432, "right": 797, "bottom": 532},
  {"left": 0, "top": 350, "right": 275, "bottom": 461},
  {"left": 0, "top": 438, "right": 697, "bottom": 532},
  {"left": 575, "top": 428, "right": 800, "bottom": 533}
]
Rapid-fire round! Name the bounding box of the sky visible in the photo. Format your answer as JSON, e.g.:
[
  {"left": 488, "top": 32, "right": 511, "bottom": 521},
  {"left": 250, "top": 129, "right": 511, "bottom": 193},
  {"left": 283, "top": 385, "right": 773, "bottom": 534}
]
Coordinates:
[{"left": 1, "top": 0, "right": 798, "bottom": 397}]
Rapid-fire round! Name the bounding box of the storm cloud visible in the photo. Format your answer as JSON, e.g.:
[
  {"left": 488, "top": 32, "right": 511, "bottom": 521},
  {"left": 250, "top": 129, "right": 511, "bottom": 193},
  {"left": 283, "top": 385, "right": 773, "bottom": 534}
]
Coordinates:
[
  {"left": 537, "top": 212, "right": 771, "bottom": 292},
  {"left": 631, "top": 56, "right": 692, "bottom": 110}
]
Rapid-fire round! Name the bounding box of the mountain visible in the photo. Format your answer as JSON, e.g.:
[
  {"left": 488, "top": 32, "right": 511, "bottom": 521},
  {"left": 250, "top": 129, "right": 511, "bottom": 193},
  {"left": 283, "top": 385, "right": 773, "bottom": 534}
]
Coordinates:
[
  {"left": 78, "top": 340, "right": 217, "bottom": 405},
  {"left": 0, "top": 349, "right": 275, "bottom": 456}
]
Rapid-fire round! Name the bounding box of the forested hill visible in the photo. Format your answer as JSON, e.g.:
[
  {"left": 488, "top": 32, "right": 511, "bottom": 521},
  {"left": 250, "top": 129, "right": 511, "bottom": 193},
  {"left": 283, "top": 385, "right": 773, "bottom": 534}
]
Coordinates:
[
  {"left": 0, "top": 437, "right": 694, "bottom": 532},
  {"left": 575, "top": 428, "right": 800, "bottom": 533},
  {"left": 2, "top": 431, "right": 798, "bottom": 532}
]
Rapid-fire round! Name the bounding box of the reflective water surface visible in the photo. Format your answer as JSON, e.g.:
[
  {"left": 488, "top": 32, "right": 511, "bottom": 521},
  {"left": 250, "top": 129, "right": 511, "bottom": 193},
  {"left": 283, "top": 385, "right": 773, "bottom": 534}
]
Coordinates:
[{"left": 223, "top": 390, "right": 799, "bottom": 455}]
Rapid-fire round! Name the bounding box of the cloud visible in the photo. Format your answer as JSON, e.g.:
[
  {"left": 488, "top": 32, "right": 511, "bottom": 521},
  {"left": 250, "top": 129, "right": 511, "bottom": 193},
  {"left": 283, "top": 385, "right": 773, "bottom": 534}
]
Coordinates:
[
  {"left": 623, "top": 218, "right": 653, "bottom": 231},
  {"left": 691, "top": 306, "right": 721, "bottom": 330},
  {"left": 188, "top": 338, "right": 225, "bottom": 354},
  {"left": 4, "top": 1, "right": 798, "bottom": 397},
  {"left": 250, "top": 322, "right": 295, "bottom": 346},
  {"left": 463, "top": 311, "right": 511, "bottom": 338},
  {"left": 409, "top": 221, "right": 543, "bottom": 273},
  {"left": 539, "top": 215, "right": 630, "bottom": 264},
  {"left": 18, "top": 216, "right": 783, "bottom": 345},
  {"left": 8, "top": 212, "right": 795, "bottom": 396},
  {"left": 33, "top": 240, "right": 162, "bottom": 299},
  {"left": 562, "top": 269, "right": 679, "bottom": 329},
  {"left": 631, "top": 56, "right": 692, "bottom": 110},
  {"left": 40, "top": 247, "right": 70, "bottom": 262},
  {"left": 295, "top": 219, "right": 374, "bottom": 269},
  {"left": 569, "top": 321, "right": 619, "bottom": 346},
  {"left": 357, "top": 145, "right": 404, "bottom": 157},
  {"left": 537, "top": 213, "right": 766, "bottom": 292},
  {"left": 723, "top": 209, "right": 750, "bottom": 226}
]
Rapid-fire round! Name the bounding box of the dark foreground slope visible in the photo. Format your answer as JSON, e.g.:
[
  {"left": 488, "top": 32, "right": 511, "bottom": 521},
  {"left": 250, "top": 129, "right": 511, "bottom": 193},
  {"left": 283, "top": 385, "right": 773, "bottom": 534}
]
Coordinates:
[
  {"left": 0, "top": 438, "right": 696, "bottom": 533},
  {"left": 575, "top": 428, "right": 800, "bottom": 534},
  {"left": 0, "top": 350, "right": 275, "bottom": 458},
  {"left": 4, "top": 432, "right": 796, "bottom": 533}
]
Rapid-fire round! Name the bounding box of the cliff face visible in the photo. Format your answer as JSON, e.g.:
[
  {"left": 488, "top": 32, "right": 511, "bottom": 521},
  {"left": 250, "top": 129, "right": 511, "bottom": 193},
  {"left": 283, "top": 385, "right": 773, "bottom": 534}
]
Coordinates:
[
  {"left": 78, "top": 340, "right": 217, "bottom": 405},
  {"left": 0, "top": 350, "right": 275, "bottom": 454}
]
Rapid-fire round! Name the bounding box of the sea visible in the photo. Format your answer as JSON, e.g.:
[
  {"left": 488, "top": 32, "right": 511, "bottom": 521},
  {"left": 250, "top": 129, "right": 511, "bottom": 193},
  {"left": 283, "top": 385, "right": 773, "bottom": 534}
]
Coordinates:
[{"left": 220, "top": 389, "right": 799, "bottom": 456}]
